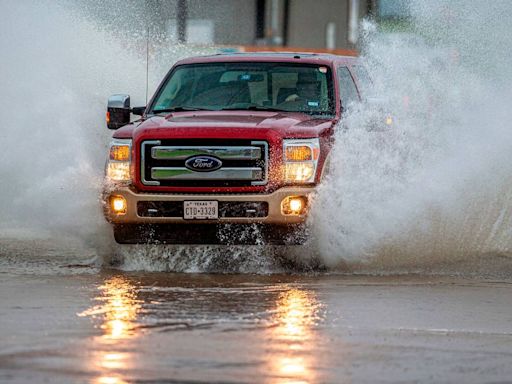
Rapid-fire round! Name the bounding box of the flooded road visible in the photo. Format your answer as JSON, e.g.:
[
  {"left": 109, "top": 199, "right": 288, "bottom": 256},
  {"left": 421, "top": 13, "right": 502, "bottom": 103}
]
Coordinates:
[
  {"left": 1, "top": 239, "right": 512, "bottom": 383},
  {"left": 2, "top": 1, "right": 512, "bottom": 382}
]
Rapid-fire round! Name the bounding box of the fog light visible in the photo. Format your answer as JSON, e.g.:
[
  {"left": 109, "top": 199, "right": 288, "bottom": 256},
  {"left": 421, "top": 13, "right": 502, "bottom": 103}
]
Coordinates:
[
  {"left": 111, "top": 196, "right": 127, "bottom": 215},
  {"left": 281, "top": 196, "right": 307, "bottom": 215}
]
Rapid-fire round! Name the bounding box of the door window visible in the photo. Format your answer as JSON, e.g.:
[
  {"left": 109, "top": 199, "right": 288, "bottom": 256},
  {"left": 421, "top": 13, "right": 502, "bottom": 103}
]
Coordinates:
[{"left": 337, "top": 66, "right": 359, "bottom": 110}]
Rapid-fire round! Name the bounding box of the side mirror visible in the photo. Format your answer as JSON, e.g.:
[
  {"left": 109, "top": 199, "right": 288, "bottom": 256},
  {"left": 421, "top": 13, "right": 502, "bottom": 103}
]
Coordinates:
[
  {"left": 131, "top": 106, "right": 146, "bottom": 116},
  {"left": 106, "top": 94, "right": 130, "bottom": 129}
]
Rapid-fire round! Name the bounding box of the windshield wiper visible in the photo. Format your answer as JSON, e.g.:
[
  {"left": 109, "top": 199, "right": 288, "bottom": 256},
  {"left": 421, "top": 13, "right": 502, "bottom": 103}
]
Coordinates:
[
  {"left": 219, "top": 105, "right": 288, "bottom": 112},
  {"left": 151, "top": 106, "right": 214, "bottom": 114}
]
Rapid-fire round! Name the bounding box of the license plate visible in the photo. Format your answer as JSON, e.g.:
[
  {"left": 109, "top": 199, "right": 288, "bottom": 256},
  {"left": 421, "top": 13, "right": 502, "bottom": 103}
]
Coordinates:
[{"left": 184, "top": 201, "right": 218, "bottom": 220}]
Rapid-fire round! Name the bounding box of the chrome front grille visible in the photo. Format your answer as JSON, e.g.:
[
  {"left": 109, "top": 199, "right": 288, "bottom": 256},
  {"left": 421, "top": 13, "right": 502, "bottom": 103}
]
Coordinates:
[
  {"left": 151, "top": 146, "right": 262, "bottom": 160},
  {"left": 141, "top": 140, "right": 268, "bottom": 187}
]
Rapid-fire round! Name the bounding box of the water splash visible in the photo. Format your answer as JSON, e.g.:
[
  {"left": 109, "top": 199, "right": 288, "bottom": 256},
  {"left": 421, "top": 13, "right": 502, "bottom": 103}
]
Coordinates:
[
  {"left": 0, "top": 1, "right": 210, "bottom": 246},
  {"left": 2, "top": 0, "right": 511, "bottom": 275},
  {"left": 311, "top": 1, "right": 512, "bottom": 274}
]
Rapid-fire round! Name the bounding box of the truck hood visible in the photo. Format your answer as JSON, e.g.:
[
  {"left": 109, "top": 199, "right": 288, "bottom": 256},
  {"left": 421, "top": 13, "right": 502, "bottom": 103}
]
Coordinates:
[{"left": 114, "top": 110, "right": 336, "bottom": 140}]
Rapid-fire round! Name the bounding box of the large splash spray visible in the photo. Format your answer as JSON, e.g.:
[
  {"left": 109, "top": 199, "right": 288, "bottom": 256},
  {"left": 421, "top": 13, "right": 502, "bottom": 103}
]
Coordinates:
[
  {"left": 311, "top": 1, "right": 512, "bottom": 274},
  {"left": 1, "top": 0, "right": 511, "bottom": 274},
  {"left": 0, "top": 1, "right": 139, "bottom": 238},
  {"left": 0, "top": 0, "right": 208, "bottom": 241}
]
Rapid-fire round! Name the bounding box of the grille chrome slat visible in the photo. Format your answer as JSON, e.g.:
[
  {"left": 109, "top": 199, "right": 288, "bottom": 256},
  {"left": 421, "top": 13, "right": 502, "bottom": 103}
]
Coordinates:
[
  {"left": 151, "top": 167, "right": 263, "bottom": 181},
  {"left": 151, "top": 146, "right": 262, "bottom": 160},
  {"left": 141, "top": 140, "right": 268, "bottom": 187},
  {"left": 141, "top": 140, "right": 161, "bottom": 186}
]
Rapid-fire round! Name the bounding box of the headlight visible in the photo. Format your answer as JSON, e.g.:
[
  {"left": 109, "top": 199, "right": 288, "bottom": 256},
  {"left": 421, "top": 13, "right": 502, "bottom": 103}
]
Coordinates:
[
  {"left": 106, "top": 138, "right": 132, "bottom": 182},
  {"left": 283, "top": 138, "right": 320, "bottom": 183}
]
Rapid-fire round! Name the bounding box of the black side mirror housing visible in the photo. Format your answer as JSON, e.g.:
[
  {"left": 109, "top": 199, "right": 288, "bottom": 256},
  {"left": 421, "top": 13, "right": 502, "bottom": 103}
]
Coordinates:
[
  {"left": 107, "top": 94, "right": 130, "bottom": 129},
  {"left": 131, "top": 106, "right": 146, "bottom": 116}
]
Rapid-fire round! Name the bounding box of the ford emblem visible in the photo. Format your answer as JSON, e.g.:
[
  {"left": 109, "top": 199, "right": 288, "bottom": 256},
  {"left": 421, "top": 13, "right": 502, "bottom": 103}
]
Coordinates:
[{"left": 185, "top": 156, "right": 222, "bottom": 172}]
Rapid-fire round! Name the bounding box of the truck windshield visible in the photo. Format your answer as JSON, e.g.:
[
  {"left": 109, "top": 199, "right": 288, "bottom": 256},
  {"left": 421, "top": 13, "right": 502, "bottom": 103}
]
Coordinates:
[{"left": 149, "top": 62, "right": 335, "bottom": 116}]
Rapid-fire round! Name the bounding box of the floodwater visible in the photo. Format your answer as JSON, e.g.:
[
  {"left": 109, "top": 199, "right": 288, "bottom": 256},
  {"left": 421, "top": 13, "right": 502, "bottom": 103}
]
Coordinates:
[
  {"left": 2, "top": 1, "right": 512, "bottom": 382},
  {"left": 1, "top": 238, "right": 512, "bottom": 383}
]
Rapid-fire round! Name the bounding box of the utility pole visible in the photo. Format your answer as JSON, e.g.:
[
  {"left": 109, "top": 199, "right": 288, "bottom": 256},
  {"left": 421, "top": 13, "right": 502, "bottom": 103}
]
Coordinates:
[
  {"left": 270, "top": 0, "right": 282, "bottom": 45},
  {"left": 367, "top": 0, "right": 378, "bottom": 18},
  {"left": 283, "top": 0, "right": 290, "bottom": 46},
  {"left": 255, "top": 0, "right": 266, "bottom": 44},
  {"left": 177, "top": 0, "right": 187, "bottom": 43}
]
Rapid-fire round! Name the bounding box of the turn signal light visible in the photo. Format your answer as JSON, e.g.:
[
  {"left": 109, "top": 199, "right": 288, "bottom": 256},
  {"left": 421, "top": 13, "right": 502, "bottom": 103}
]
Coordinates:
[
  {"left": 281, "top": 196, "right": 307, "bottom": 215},
  {"left": 109, "top": 145, "right": 131, "bottom": 161},
  {"left": 110, "top": 196, "right": 127, "bottom": 215},
  {"left": 285, "top": 145, "right": 313, "bottom": 161}
]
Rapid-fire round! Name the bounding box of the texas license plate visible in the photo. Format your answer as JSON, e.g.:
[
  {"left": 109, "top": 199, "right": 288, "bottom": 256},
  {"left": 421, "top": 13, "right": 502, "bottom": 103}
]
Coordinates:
[{"left": 184, "top": 201, "right": 218, "bottom": 219}]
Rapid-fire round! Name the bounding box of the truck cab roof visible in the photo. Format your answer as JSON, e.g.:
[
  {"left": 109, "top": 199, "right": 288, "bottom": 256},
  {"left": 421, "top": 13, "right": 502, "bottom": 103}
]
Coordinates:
[{"left": 176, "top": 51, "right": 359, "bottom": 67}]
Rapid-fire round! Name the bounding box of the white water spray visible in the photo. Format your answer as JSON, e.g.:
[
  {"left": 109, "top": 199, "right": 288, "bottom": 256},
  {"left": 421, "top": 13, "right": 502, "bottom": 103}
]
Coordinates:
[
  {"left": 312, "top": 1, "right": 512, "bottom": 274},
  {"left": 1, "top": 0, "right": 511, "bottom": 275},
  {"left": 0, "top": 1, "right": 209, "bottom": 243}
]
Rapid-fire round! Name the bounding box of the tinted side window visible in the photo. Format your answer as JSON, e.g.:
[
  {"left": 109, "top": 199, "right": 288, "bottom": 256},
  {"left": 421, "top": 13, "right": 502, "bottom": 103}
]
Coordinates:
[
  {"left": 337, "top": 66, "right": 359, "bottom": 109},
  {"left": 352, "top": 65, "right": 372, "bottom": 96}
]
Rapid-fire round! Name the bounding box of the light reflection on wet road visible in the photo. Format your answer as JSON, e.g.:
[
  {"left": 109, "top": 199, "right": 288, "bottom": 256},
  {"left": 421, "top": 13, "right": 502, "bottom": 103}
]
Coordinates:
[
  {"left": 79, "top": 276, "right": 141, "bottom": 384},
  {"left": 76, "top": 274, "right": 328, "bottom": 384},
  {"left": 267, "top": 289, "right": 321, "bottom": 384},
  {"left": 1, "top": 267, "right": 512, "bottom": 383}
]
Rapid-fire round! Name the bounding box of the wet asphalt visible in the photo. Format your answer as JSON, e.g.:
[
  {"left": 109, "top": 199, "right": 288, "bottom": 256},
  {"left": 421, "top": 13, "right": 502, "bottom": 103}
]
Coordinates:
[{"left": 1, "top": 237, "right": 512, "bottom": 383}]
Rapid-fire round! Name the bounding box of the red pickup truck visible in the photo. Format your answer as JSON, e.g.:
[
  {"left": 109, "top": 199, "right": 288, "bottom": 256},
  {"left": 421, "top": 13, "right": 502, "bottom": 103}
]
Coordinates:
[{"left": 103, "top": 52, "right": 362, "bottom": 244}]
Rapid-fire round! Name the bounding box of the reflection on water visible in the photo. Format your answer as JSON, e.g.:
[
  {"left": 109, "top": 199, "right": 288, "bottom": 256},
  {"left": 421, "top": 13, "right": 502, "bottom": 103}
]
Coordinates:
[
  {"left": 97, "top": 278, "right": 140, "bottom": 340},
  {"left": 269, "top": 288, "right": 322, "bottom": 384},
  {"left": 94, "top": 375, "right": 128, "bottom": 384},
  {"left": 77, "top": 276, "right": 325, "bottom": 383},
  {"left": 79, "top": 276, "right": 141, "bottom": 384}
]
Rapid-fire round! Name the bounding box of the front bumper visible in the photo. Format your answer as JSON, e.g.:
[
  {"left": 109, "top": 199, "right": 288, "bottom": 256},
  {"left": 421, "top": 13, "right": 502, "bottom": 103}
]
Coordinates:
[{"left": 103, "top": 186, "right": 315, "bottom": 225}]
